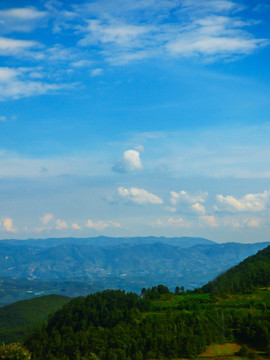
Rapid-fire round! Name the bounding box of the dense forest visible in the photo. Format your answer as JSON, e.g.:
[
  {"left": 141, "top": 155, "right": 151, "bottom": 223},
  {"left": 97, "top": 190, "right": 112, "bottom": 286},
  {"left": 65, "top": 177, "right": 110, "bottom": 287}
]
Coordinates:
[
  {"left": 24, "top": 285, "right": 270, "bottom": 360},
  {"left": 201, "top": 244, "right": 270, "bottom": 293},
  {"left": 25, "top": 290, "right": 226, "bottom": 360}
]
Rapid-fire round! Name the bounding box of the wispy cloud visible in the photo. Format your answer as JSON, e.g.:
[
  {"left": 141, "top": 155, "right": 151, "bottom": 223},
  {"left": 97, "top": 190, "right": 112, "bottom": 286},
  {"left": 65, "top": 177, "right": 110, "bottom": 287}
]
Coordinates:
[
  {"left": 0, "top": 37, "right": 39, "bottom": 56},
  {"left": 0, "top": 7, "right": 48, "bottom": 33},
  {"left": 0, "top": 67, "right": 70, "bottom": 100},
  {"left": 75, "top": 0, "right": 268, "bottom": 64},
  {"left": 90, "top": 68, "right": 103, "bottom": 77}
]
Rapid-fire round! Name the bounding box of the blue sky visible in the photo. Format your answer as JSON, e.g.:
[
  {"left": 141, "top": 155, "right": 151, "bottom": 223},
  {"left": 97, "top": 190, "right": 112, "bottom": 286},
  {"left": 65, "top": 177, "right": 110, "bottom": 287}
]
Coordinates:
[{"left": 0, "top": 0, "right": 270, "bottom": 242}]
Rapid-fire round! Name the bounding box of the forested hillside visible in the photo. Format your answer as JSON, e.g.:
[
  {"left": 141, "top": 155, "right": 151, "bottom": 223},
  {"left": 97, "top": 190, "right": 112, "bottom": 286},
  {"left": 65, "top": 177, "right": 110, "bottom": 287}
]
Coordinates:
[
  {"left": 0, "top": 295, "right": 70, "bottom": 343},
  {"left": 201, "top": 245, "right": 270, "bottom": 293},
  {"left": 23, "top": 244, "right": 270, "bottom": 360},
  {"left": 24, "top": 287, "right": 270, "bottom": 360},
  {"left": 25, "top": 290, "right": 225, "bottom": 360}
]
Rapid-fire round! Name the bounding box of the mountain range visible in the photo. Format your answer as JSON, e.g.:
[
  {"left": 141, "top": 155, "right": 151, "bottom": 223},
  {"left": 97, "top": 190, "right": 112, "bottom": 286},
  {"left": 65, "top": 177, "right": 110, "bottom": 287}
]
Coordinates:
[{"left": 0, "top": 236, "right": 269, "bottom": 306}]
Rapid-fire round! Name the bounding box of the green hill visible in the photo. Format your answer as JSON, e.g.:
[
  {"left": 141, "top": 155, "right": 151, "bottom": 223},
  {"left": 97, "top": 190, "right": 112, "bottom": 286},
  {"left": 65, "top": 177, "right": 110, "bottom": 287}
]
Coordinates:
[
  {"left": 201, "top": 244, "right": 270, "bottom": 293},
  {"left": 23, "top": 246, "right": 270, "bottom": 359},
  {"left": 0, "top": 294, "right": 70, "bottom": 343},
  {"left": 24, "top": 287, "right": 270, "bottom": 360}
]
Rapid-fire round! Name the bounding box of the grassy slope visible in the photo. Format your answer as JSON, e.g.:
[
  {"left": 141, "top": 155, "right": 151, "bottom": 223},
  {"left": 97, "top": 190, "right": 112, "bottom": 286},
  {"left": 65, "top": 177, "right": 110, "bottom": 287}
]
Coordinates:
[{"left": 0, "top": 294, "right": 70, "bottom": 343}]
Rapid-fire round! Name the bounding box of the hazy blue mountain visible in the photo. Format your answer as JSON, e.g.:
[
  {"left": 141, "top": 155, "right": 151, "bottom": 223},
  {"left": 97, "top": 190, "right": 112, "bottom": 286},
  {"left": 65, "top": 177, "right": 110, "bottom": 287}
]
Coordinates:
[
  {"left": 0, "top": 237, "right": 269, "bottom": 293},
  {"left": 0, "top": 236, "right": 214, "bottom": 248}
]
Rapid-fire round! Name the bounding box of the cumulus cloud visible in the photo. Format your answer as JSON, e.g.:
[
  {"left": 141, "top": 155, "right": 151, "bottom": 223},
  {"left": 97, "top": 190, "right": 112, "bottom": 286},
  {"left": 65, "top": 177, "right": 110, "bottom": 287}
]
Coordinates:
[
  {"left": 170, "top": 190, "right": 208, "bottom": 214},
  {"left": 154, "top": 217, "right": 188, "bottom": 227},
  {"left": 199, "top": 215, "right": 218, "bottom": 227},
  {"left": 112, "top": 149, "right": 143, "bottom": 173},
  {"left": 224, "top": 216, "right": 262, "bottom": 228},
  {"left": 191, "top": 202, "right": 206, "bottom": 214},
  {"left": 170, "top": 190, "right": 208, "bottom": 206},
  {"left": 2, "top": 217, "right": 16, "bottom": 232},
  {"left": 215, "top": 190, "right": 270, "bottom": 212},
  {"left": 56, "top": 219, "right": 68, "bottom": 230},
  {"left": 72, "top": 223, "right": 81, "bottom": 230},
  {"left": 246, "top": 218, "right": 261, "bottom": 228},
  {"left": 86, "top": 219, "right": 120, "bottom": 230},
  {"left": 118, "top": 187, "right": 163, "bottom": 205},
  {"left": 41, "top": 213, "right": 54, "bottom": 224}
]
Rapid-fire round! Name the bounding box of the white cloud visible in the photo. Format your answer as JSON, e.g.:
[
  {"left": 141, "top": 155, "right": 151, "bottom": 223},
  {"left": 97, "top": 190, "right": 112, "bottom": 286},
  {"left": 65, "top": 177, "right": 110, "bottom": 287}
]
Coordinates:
[
  {"left": 2, "top": 217, "right": 16, "bottom": 232},
  {"left": 112, "top": 149, "right": 143, "bottom": 173},
  {"left": 79, "top": 20, "right": 150, "bottom": 48},
  {"left": 56, "top": 219, "right": 68, "bottom": 230},
  {"left": 170, "top": 190, "right": 208, "bottom": 206},
  {"left": 0, "top": 37, "right": 39, "bottom": 56},
  {"left": 72, "top": 223, "right": 81, "bottom": 230},
  {"left": 224, "top": 216, "right": 262, "bottom": 228},
  {"left": 86, "top": 219, "right": 120, "bottom": 230},
  {"left": 246, "top": 218, "right": 261, "bottom": 228},
  {"left": 181, "top": 0, "right": 243, "bottom": 14},
  {"left": 154, "top": 217, "right": 188, "bottom": 227},
  {"left": 71, "top": 60, "right": 92, "bottom": 68},
  {"left": 168, "top": 217, "right": 185, "bottom": 226},
  {"left": 191, "top": 202, "right": 206, "bottom": 214},
  {"left": 216, "top": 190, "right": 270, "bottom": 212},
  {"left": 118, "top": 187, "right": 163, "bottom": 205},
  {"left": 199, "top": 215, "right": 218, "bottom": 227},
  {"left": 0, "top": 7, "right": 47, "bottom": 20},
  {"left": 41, "top": 213, "right": 54, "bottom": 224},
  {"left": 0, "top": 67, "right": 70, "bottom": 101},
  {"left": 135, "top": 145, "right": 144, "bottom": 152},
  {"left": 0, "top": 7, "right": 48, "bottom": 33},
  {"left": 75, "top": 0, "right": 268, "bottom": 64},
  {"left": 0, "top": 116, "right": 6, "bottom": 122},
  {"left": 91, "top": 68, "right": 103, "bottom": 77}
]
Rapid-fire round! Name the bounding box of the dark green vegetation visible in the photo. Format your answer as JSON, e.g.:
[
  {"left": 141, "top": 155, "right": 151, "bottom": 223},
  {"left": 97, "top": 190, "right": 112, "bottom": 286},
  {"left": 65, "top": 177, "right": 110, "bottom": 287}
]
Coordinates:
[
  {"left": 22, "top": 245, "right": 270, "bottom": 360},
  {"left": 202, "top": 244, "right": 270, "bottom": 293},
  {"left": 0, "top": 295, "right": 70, "bottom": 343},
  {"left": 0, "top": 237, "right": 269, "bottom": 305},
  {"left": 24, "top": 286, "right": 270, "bottom": 360},
  {"left": 0, "top": 342, "right": 31, "bottom": 359}
]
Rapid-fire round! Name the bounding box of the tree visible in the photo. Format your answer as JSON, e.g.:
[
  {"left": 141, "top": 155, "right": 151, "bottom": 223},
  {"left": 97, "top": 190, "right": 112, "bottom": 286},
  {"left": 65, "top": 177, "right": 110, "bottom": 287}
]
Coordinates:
[
  {"left": 0, "top": 343, "right": 31, "bottom": 360},
  {"left": 174, "top": 286, "right": 180, "bottom": 295}
]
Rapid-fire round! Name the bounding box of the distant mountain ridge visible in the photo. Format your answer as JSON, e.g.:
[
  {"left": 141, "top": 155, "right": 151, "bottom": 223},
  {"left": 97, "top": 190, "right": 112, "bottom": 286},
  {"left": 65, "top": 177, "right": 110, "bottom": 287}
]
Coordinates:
[
  {"left": 0, "top": 237, "right": 269, "bottom": 294},
  {"left": 0, "top": 236, "right": 214, "bottom": 248}
]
